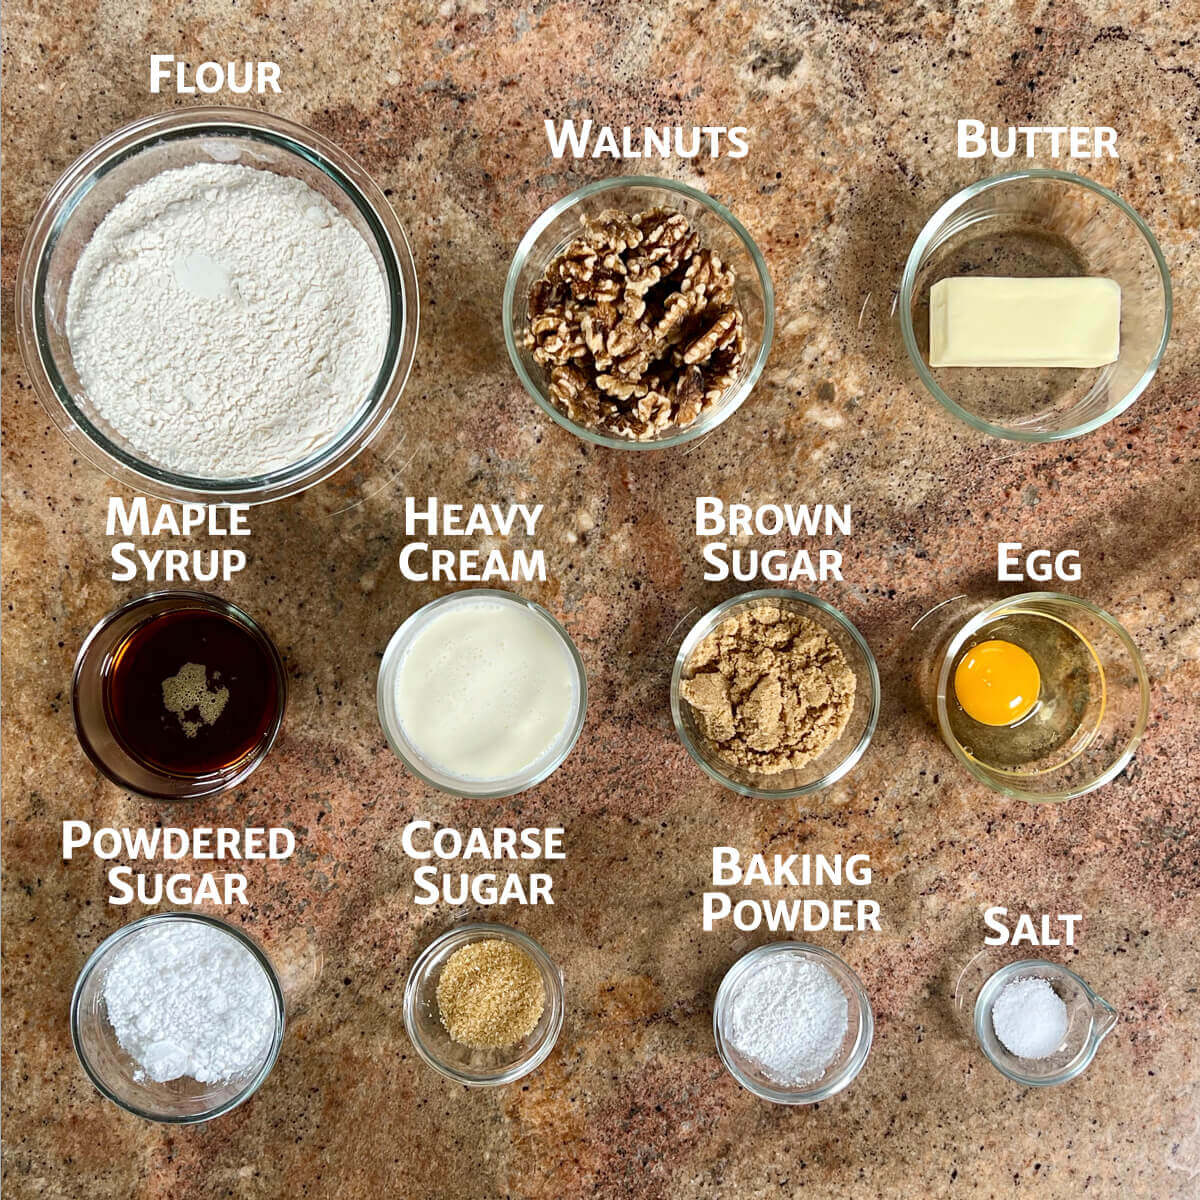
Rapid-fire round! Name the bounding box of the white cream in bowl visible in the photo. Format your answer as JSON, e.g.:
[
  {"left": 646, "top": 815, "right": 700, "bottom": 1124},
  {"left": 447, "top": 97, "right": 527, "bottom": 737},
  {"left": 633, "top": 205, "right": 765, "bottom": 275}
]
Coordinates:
[{"left": 392, "top": 596, "right": 579, "bottom": 783}]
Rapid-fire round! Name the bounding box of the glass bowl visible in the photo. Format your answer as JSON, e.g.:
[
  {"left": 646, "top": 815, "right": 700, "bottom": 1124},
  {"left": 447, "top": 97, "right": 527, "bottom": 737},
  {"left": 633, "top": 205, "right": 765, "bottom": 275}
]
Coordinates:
[
  {"left": 376, "top": 589, "right": 587, "bottom": 799},
  {"left": 502, "top": 176, "right": 774, "bottom": 449},
  {"left": 15, "top": 106, "right": 419, "bottom": 504},
  {"left": 403, "top": 922, "right": 565, "bottom": 1086},
  {"left": 714, "top": 942, "right": 873, "bottom": 1104},
  {"left": 73, "top": 589, "right": 286, "bottom": 800},
  {"left": 935, "top": 592, "right": 1149, "bottom": 802},
  {"left": 900, "top": 169, "right": 1171, "bottom": 441},
  {"left": 670, "top": 590, "right": 880, "bottom": 798},
  {"left": 70, "top": 912, "right": 285, "bottom": 1123},
  {"left": 972, "top": 960, "right": 1117, "bottom": 1087}
]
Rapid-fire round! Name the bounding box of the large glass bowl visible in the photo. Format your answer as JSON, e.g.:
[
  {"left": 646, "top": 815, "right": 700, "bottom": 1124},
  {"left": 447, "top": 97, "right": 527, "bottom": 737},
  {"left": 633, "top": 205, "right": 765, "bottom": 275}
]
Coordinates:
[
  {"left": 70, "top": 912, "right": 285, "bottom": 1123},
  {"left": 671, "top": 590, "right": 880, "bottom": 798},
  {"left": 714, "top": 942, "right": 874, "bottom": 1104},
  {"left": 503, "top": 176, "right": 773, "bottom": 449},
  {"left": 15, "top": 107, "right": 419, "bottom": 504},
  {"left": 900, "top": 170, "right": 1171, "bottom": 441},
  {"left": 403, "top": 923, "right": 565, "bottom": 1087}
]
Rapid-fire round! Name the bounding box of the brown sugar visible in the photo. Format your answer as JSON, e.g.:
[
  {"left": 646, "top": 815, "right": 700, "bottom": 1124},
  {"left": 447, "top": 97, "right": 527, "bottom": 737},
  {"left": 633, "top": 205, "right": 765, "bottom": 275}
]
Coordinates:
[
  {"left": 435, "top": 938, "right": 546, "bottom": 1050},
  {"left": 680, "top": 603, "right": 856, "bottom": 776}
]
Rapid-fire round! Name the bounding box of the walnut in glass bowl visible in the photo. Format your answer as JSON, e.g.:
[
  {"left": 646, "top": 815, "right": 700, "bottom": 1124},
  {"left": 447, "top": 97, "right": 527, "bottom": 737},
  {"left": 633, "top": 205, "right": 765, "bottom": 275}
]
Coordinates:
[{"left": 523, "top": 206, "right": 747, "bottom": 441}]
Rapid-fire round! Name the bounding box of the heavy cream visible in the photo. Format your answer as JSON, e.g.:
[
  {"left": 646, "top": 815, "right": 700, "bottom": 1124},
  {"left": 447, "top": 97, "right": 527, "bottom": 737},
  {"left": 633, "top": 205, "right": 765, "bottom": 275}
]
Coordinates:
[{"left": 393, "top": 597, "right": 579, "bottom": 783}]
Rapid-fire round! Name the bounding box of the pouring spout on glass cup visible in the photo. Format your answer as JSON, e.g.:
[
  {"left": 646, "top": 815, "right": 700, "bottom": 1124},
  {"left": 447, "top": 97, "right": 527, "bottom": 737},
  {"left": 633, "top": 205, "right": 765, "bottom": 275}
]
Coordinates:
[{"left": 1087, "top": 989, "right": 1120, "bottom": 1048}]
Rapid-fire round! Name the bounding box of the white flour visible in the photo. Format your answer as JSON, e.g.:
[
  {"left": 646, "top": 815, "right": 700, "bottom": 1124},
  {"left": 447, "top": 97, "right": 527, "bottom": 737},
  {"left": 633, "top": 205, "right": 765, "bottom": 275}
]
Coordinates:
[
  {"left": 726, "top": 955, "right": 848, "bottom": 1086},
  {"left": 102, "top": 921, "right": 276, "bottom": 1084},
  {"left": 66, "top": 162, "right": 389, "bottom": 479}
]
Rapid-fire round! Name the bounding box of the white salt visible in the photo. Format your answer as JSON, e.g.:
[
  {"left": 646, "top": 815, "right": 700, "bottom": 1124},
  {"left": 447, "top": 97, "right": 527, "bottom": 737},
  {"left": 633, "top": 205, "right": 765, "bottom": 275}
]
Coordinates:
[{"left": 991, "top": 975, "right": 1069, "bottom": 1060}]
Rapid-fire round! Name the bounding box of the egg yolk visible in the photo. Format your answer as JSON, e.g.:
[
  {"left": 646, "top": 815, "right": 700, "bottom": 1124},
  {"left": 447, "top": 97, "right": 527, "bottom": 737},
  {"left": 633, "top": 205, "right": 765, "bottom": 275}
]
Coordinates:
[{"left": 953, "top": 639, "right": 1041, "bottom": 727}]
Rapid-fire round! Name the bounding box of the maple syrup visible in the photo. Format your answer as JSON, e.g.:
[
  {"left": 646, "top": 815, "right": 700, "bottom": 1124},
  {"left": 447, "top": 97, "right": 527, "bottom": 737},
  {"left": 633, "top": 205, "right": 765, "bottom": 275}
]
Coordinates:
[{"left": 103, "top": 607, "right": 281, "bottom": 777}]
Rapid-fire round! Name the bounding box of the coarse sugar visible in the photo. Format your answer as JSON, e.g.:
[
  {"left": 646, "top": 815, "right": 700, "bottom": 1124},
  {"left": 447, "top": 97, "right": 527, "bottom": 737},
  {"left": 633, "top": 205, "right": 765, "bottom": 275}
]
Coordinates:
[{"left": 436, "top": 938, "right": 546, "bottom": 1050}]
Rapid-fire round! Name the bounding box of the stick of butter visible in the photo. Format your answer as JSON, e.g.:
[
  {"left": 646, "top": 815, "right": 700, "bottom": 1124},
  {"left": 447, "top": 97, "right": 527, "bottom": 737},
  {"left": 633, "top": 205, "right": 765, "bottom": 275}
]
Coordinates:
[{"left": 929, "top": 276, "right": 1121, "bottom": 368}]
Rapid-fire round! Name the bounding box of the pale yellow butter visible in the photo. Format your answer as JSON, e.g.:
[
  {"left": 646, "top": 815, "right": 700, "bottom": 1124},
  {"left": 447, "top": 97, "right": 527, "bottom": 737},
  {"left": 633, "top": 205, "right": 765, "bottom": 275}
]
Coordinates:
[{"left": 929, "top": 276, "right": 1121, "bottom": 368}]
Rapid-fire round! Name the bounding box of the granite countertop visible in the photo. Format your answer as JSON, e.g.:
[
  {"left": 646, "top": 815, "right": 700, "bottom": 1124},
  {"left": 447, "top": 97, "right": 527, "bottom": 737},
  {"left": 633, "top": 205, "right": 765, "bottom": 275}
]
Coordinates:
[{"left": 2, "top": 2, "right": 1198, "bottom": 1197}]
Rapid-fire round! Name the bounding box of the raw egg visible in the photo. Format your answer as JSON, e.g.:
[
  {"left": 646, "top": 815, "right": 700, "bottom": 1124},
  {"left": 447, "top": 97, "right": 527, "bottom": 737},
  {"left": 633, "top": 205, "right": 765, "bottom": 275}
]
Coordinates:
[{"left": 953, "top": 639, "right": 1041, "bottom": 727}]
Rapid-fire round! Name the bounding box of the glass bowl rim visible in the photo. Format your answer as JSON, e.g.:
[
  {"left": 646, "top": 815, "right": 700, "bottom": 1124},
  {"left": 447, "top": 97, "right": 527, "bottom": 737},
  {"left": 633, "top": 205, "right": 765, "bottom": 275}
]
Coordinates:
[
  {"left": 376, "top": 588, "right": 588, "bottom": 799},
  {"left": 402, "top": 921, "right": 565, "bottom": 1086},
  {"left": 899, "top": 167, "right": 1173, "bottom": 443},
  {"left": 14, "top": 105, "right": 420, "bottom": 503},
  {"left": 972, "top": 958, "right": 1114, "bottom": 1087},
  {"left": 71, "top": 588, "right": 287, "bottom": 801},
  {"left": 502, "top": 174, "right": 775, "bottom": 450},
  {"left": 69, "top": 910, "right": 286, "bottom": 1124},
  {"left": 713, "top": 941, "right": 874, "bottom": 1105},
  {"left": 934, "top": 590, "right": 1150, "bottom": 803},
  {"left": 670, "top": 589, "right": 881, "bottom": 798}
]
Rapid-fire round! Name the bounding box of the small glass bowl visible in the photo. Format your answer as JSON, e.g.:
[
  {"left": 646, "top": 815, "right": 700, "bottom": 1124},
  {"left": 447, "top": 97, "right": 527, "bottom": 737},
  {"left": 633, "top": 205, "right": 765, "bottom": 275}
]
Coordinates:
[
  {"left": 670, "top": 590, "right": 880, "bottom": 798},
  {"left": 377, "top": 589, "right": 587, "bottom": 799},
  {"left": 70, "top": 912, "right": 285, "bottom": 1123},
  {"left": 73, "top": 590, "right": 286, "bottom": 800},
  {"left": 403, "top": 923, "right": 565, "bottom": 1086},
  {"left": 972, "top": 960, "right": 1117, "bottom": 1087},
  {"left": 503, "top": 176, "right": 774, "bottom": 449},
  {"left": 15, "top": 107, "right": 419, "bottom": 504},
  {"left": 714, "top": 942, "right": 873, "bottom": 1105},
  {"left": 935, "top": 592, "right": 1149, "bottom": 802},
  {"left": 900, "top": 169, "right": 1171, "bottom": 441}
]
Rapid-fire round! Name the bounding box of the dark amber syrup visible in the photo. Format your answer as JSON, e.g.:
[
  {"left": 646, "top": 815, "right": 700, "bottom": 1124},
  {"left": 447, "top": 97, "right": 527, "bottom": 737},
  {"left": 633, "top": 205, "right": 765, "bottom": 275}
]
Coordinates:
[{"left": 103, "top": 608, "right": 280, "bottom": 777}]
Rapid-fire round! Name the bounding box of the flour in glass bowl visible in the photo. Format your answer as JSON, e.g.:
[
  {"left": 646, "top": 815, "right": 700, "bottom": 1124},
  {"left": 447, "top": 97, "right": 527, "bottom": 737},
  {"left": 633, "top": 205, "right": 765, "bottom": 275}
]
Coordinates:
[{"left": 65, "top": 162, "right": 390, "bottom": 480}]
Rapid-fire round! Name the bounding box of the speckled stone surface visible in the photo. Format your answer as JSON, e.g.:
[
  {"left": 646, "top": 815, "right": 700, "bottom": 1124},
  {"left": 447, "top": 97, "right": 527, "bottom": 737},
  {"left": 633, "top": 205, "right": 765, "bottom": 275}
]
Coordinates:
[{"left": 2, "top": 3, "right": 1198, "bottom": 1197}]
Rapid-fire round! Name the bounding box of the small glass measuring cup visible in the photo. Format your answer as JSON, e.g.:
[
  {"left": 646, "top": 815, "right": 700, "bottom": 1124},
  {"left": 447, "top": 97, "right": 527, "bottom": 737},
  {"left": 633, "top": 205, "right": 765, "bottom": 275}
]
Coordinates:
[{"left": 961, "top": 958, "right": 1118, "bottom": 1086}]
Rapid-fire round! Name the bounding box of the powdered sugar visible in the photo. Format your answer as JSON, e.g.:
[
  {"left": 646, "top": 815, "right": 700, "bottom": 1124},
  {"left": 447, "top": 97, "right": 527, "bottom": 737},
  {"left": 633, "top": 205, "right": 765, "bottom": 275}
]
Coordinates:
[
  {"left": 991, "top": 975, "right": 1069, "bottom": 1059},
  {"left": 726, "top": 954, "right": 848, "bottom": 1086},
  {"left": 66, "top": 162, "right": 389, "bottom": 480},
  {"left": 102, "top": 920, "right": 277, "bottom": 1084}
]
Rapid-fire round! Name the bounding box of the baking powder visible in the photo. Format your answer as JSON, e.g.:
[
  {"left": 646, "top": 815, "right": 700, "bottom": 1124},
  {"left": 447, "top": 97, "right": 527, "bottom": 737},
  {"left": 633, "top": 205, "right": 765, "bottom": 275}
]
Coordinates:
[
  {"left": 66, "top": 162, "right": 389, "bottom": 479},
  {"left": 102, "top": 920, "right": 276, "bottom": 1084},
  {"left": 726, "top": 955, "right": 848, "bottom": 1086}
]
